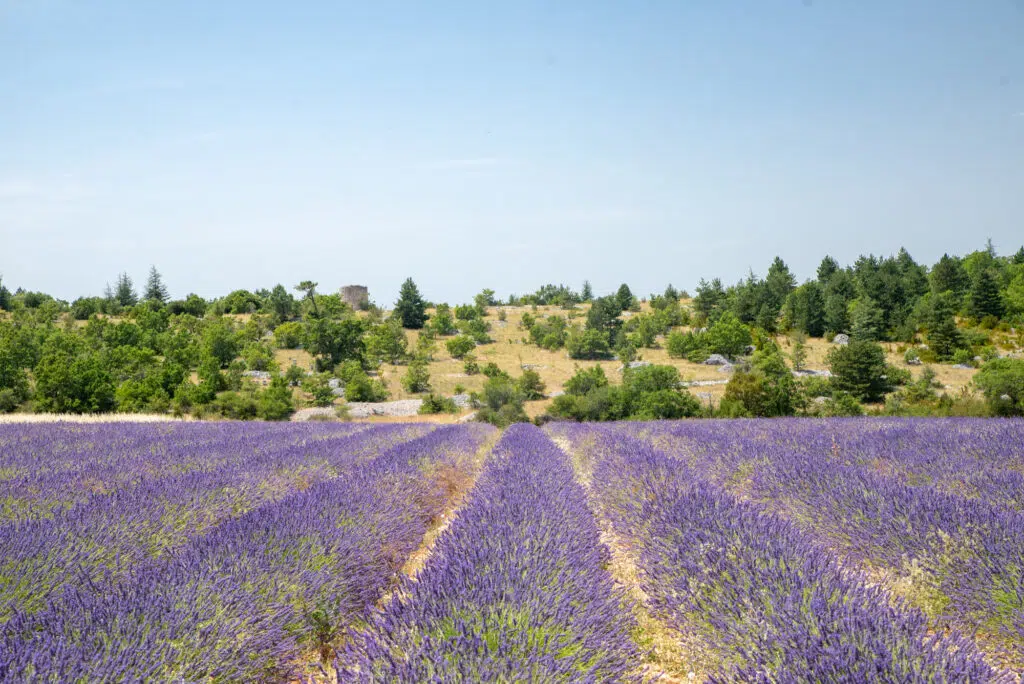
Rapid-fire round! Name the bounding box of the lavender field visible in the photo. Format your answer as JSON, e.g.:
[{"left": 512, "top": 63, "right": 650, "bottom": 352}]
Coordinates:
[{"left": 0, "top": 419, "right": 1022, "bottom": 681}]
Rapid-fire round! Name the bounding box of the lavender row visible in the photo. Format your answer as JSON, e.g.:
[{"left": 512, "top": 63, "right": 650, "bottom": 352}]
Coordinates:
[
  {"left": 0, "top": 424, "right": 420, "bottom": 622},
  {"left": 634, "top": 418, "right": 1024, "bottom": 511},
  {"left": 0, "top": 422, "right": 380, "bottom": 521},
  {"left": 613, "top": 419, "right": 1024, "bottom": 664},
  {"left": 0, "top": 424, "right": 493, "bottom": 683},
  {"left": 341, "top": 424, "right": 639, "bottom": 683},
  {"left": 561, "top": 425, "right": 1000, "bottom": 682}
]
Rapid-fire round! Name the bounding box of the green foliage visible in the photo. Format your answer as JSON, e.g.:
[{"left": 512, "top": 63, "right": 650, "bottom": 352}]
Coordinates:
[
  {"left": 201, "top": 319, "right": 241, "bottom": 368},
  {"left": 394, "top": 278, "right": 428, "bottom": 329},
  {"left": 473, "top": 376, "right": 528, "bottom": 427},
  {"left": 33, "top": 333, "right": 116, "bottom": 413},
  {"left": 264, "top": 284, "right": 296, "bottom": 324},
  {"left": 462, "top": 354, "right": 480, "bottom": 375},
  {"left": 481, "top": 362, "right": 509, "bottom": 379},
  {"left": 220, "top": 290, "right": 262, "bottom": 314},
  {"left": 615, "top": 283, "right": 635, "bottom": 311},
  {"left": 241, "top": 342, "right": 275, "bottom": 371},
  {"left": 974, "top": 358, "right": 1024, "bottom": 416},
  {"left": 274, "top": 321, "right": 305, "bottom": 349},
  {"left": 143, "top": 266, "right": 169, "bottom": 304},
  {"left": 705, "top": 312, "right": 751, "bottom": 359},
  {"left": 849, "top": 296, "right": 884, "bottom": 341},
  {"left": 528, "top": 315, "right": 568, "bottom": 350},
  {"left": 564, "top": 365, "right": 609, "bottom": 396},
  {"left": 968, "top": 268, "right": 1005, "bottom": 320},
  {"left": 113, "top": 272, "right": 138, "bottom": 307},
  {"left": 167, "top": 294, "right": 208, "bottom": 317},
  {"left": 344, "top": 373, "right": 389, "bottom": 403},
  {"left": 548, "top": 363, "right": 699, "bottom": 422},
  {"left": 516, "top": 369, "right": 546, "bottom": 400},
  {"left": 364, "top": 320, "right": 408, "bottom": 365},
  {"left": 566, "top": 328, "right": 612, "bottom": 360},
  {"left": 458, "top": 317, "right": 492, "bottom": 344},
  {"left": 401, "top": 360, "right": 432, "bottom": 394},
  {"left": 306, "top": 318, "right": 367, "bottom": 371},
  {"left": 419, "top": 393, "right": 458, "bottom": 414},
  {"left": 429, "top": 303, "right": 458, "bottom": 335},
  {"left": 446, "top": 334, "right": 476, "bottom": 359},
  {"left": 302, "top": 374, "right": 336, "bottom": 407},
  {"left": 827, "top": 339, "right": 890, "bottom": 402}
]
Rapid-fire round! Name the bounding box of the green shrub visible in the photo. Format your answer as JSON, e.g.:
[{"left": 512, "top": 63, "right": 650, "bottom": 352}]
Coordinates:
[
  {"left": 419, "top": 393, "right": 458, "bottom": 414},
  {"left": 401, "top": 361, "right": 432, "bottom": 394},
  {"left": 446, "top": 335, "right": 476, "bottom": 359},
  {"left": 517, "top": 369, "right": 546, "bottom": 400},
  {"left": 974, "top": 358, "right": 1024, "bottom": 416},
  {"left": 566, "top": 329, "right": 612, "bottom": 360},
  {"left": 827, "top": 340, "right": 890, "bottom": 402}
]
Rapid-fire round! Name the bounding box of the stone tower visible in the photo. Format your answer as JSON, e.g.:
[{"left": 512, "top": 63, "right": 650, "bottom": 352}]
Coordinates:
[{"left": 340, "top": 285, "right": 369, "bottom": 310}]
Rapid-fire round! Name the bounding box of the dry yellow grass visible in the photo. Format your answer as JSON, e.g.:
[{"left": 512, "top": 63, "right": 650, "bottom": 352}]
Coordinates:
[
  {"left": 0, "top": 413, "right": 189, "bottom": 423},
  {"left": 372, "top": 304, "right": 980, "bottom": 413}
]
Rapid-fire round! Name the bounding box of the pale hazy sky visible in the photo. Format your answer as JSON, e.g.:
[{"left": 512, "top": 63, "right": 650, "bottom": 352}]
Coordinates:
[{"left": 2, "top": 1, "right": 1023, "bottom": 305}]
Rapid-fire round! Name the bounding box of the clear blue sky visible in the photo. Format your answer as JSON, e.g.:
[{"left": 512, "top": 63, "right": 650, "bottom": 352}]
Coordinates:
[{"left": 2, "top": 1, "right": 1023, "bottom": 305}]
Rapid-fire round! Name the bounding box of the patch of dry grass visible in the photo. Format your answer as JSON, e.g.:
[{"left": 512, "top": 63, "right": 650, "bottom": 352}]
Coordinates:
[{"left": 0, "top": 413, "right": 189, "bottom": 423}]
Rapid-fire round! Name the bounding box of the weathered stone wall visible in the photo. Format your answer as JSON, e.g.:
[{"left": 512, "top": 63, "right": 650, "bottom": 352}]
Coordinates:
[{"left": 340, "top": 285, "right": 369, "bottom": 309}]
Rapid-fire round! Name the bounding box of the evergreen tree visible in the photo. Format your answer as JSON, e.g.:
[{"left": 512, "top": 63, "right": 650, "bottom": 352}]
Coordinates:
[
  {"left": 785, "top": 282, "right": 826, "bottom": 337},
  {"left": 694, "top": 278, "right": 726, "bottom": 321},
  {"left": 764, "top": 256, "right": 796, "bottom": 313},
  {"left": 968, "top": 268, "right": 1004, "bottom": 320},
  {"left": 663, "top": 283, "right": 679, "bottom": 301},
  {"left": 0, "top": 276, "right": 10, "bottom": 311},
  {"left": 817, "top": 256, "right": 840, "bottom": 283},
  {"left": 295, "top": 281, "right": 320, "bottom": 319},
  {"left": 926, "top": 292, "right": 964, "bottom": 360},
  {"left": 265, "top": 284, "right": 296, "bottom": 323},
  {"left": 143, "top": 266, "right": 169, "bottom": 304},
  {"left": 930, "top": 254, "right": 969, "bottom": 297},
  {"left": 581, "top": 280, "right": 593, "bottom": 302},
  {"left": 615, "top": 283, "right": 635, "bottom": 311},
  {"left": 394, "top": 277, "right": 428, "bottom": 329},
  {"left": 828, "top": 340, "right": 890, "bottom": 402},
  {"left": 849, "top": 297, "right": 883, "bottom": 341},
  {"left": 1013, "top": 247, "right": 1024, "bottom": 265},
  {"left": 114, "top": 272, "right": 138, "bottom": 307}
]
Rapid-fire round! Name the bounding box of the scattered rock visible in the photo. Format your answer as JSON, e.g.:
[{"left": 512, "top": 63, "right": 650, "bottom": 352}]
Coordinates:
[
  {"left": 291, "top": 407, "right": 337, "bottom": 422},
  {"left": 451, "top": 394, "right": 472, "bottom": 409},
  {"left": 681, "top": 380, "right": 729, "bottom": 387},
  {"left": 952, "top": 364, "right": 974, "bottom": 370},
  {"left": 327, "top": 378, "right": 342, "bottom": 389},
  {"left": 331, "top": 388, "right": 346, "bottom": 398},
  {"left": 813, "top": 396, "right": 829, "bottom": 405},
  {"left": 832, "top": 334, "right": 850, "bottom": 346},
  {"left": 717, "top": 363, "right": 736, "bottom": 374},
  {"left": 704, "top": 354, "right": 731, "bottom": 366},
  {"left": 906, "top": 357, "right": 922, "bottom": 366},
  {"left": 618, "top": 360, "right": 652, "bottom": 372},
  {"left": 241, "top": 370, "right": 271, "bottom": 380},
  {"left": 549, "top": 391, "right": 566, "bottom": 397},
  {"left": 345, "top": 399, "right": 424, "bottom": 418},
  {"left": 793, "top": 369, "right": 832, "bottom": 377},
  {"left": 520, "top": 363, "right": 547, "bottom": 371}
]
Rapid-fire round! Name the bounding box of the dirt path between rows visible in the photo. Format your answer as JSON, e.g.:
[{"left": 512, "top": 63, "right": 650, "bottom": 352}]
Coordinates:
[{"left": 552, "top": 434, "right": 707, "bottom": 683}]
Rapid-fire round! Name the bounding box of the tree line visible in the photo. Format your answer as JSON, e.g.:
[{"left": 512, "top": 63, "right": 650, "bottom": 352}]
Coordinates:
[{"left": 2, "top": 240, "right": 1024, "bottom": 421}]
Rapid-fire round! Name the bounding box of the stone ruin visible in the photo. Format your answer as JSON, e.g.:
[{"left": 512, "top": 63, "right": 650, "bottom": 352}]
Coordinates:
[{"left": 340, "top": 285, "right": 369, "bottom": 310}]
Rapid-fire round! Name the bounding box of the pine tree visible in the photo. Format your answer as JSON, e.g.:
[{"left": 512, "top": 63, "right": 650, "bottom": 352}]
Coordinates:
[
  {"left": 968, "top": 268, "right": 1004, "bottom": 320},
  {"left": 850, "top": 297, "right": 883, "bottom": 341},
  {"left": 144, "top": 266, "right": 169, "bottom": 304},
  {"left": 615, "top": 283, "right": 634, "bottom": 312},
  {"left": 394, "top": 278, "right": 428, "bottom": 329},
  {"left": 114, "top": 272, "right": 138, "bottom": 307},
  {"left": 295, "top": 281, "right": 320, "bottom": 319},
  {"left": 581, "top": 280, "right": 593, "bottom": 302}
]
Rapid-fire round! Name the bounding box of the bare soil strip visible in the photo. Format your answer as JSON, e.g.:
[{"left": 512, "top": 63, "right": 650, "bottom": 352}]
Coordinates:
[
  {"left": 298, "top": 431, "right": 499, "bottom": 684},
  {"left": 552, "top": 435, "right": 710, "bottom": 683}
]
